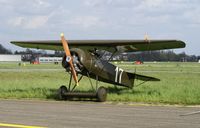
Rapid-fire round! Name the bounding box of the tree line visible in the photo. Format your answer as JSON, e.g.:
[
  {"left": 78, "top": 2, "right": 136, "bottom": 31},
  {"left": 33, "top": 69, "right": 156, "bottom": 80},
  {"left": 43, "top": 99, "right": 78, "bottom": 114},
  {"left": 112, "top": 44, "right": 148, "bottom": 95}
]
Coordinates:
[{"left": 127, "top": 50, "right": 199, "bottom": 62}]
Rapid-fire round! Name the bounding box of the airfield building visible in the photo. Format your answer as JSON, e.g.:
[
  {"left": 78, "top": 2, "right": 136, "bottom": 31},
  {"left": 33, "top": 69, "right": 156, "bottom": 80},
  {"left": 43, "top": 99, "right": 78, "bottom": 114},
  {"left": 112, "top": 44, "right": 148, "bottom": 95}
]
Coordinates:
[
  {"left": 0, "top": 55, "right": 21, "bottom": 62},
  {"left": 39, "top": 57, "right": 62, "bottom": 63}
]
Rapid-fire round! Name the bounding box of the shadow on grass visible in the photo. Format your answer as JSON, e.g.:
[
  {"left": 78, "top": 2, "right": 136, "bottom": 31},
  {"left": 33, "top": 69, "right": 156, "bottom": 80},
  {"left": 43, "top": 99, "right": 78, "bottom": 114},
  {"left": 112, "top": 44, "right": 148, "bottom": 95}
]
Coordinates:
[
  {"left": 42, "top": 87, "right": 144, "bottom": 101},
  {"left": 106, "top": 86, "right": 144, "bottom": 95}
]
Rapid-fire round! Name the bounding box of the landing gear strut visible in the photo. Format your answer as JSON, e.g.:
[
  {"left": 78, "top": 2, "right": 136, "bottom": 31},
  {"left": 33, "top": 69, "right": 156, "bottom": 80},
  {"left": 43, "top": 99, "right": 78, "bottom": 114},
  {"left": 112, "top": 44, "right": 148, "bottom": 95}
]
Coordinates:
[{"left": 58, "top": 74, "right": 107, "bottom": 102}]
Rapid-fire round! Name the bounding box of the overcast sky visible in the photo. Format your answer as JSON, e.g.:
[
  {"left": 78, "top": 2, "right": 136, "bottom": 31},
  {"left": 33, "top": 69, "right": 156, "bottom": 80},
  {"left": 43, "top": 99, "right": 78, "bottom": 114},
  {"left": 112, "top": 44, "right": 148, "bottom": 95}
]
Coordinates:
[{"left": 0, "top": 0, "right": 199, "bottom": 55}]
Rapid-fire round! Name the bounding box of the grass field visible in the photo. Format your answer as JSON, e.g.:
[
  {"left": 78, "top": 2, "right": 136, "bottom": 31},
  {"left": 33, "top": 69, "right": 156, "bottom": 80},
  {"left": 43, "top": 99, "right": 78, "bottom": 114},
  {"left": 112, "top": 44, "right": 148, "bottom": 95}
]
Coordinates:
[{"left": 0, "top": 62, "right": 200, "bottom": 105}]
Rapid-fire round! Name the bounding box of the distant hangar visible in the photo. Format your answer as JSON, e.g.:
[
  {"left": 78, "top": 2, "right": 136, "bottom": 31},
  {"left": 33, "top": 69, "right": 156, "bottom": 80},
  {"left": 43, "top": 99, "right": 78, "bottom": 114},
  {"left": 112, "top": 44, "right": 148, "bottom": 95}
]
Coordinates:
[
  {"left": 0, "top": 54, "right": 62, "bottom": 64},
  {"left": 39, "top": 57, "right": 62, "bottom": 63},
  {"left": 0, "top": 55, "right": 21, "bottom": 62}
]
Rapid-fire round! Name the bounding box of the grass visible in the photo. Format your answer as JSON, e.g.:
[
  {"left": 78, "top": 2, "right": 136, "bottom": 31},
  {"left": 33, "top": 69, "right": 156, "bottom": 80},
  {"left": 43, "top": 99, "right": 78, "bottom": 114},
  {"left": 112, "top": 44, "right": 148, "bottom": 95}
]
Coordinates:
[{"left": 0, "top": 62, "right": 200, "bottom": 105}]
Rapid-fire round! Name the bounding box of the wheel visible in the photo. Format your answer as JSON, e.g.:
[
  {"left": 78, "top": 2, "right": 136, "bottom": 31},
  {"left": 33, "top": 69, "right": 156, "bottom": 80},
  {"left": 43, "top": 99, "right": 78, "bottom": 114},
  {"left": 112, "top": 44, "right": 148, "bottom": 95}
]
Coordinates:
[
  {"left": 58, "top": 85, "right": 68, "bottom": 100},
  {"left": 97, "top": 86, "right": 107, "bottom": 102}
]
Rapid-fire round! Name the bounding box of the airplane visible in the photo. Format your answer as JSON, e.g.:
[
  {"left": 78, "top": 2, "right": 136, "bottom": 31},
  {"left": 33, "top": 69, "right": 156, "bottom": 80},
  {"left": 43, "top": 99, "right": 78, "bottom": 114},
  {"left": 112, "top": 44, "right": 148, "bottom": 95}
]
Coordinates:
[{"left": 11, "top": 34, "right": 186, "bottom": 102}]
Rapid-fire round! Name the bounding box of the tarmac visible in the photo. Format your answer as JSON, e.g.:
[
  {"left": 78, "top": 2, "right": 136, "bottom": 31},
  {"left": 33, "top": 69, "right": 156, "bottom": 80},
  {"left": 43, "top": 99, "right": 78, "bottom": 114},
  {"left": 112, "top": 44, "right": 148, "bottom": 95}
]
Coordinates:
[{"left": 0, "top": 100, "right": 199, "bottom": 128}]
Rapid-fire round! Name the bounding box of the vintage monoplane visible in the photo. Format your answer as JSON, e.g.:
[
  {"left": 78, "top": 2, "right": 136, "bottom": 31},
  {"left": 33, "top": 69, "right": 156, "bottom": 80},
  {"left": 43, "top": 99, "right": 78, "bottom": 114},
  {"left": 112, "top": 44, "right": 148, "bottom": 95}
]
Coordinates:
[{"left": 11, "top": 34, "right": 185, "bottom": 101}]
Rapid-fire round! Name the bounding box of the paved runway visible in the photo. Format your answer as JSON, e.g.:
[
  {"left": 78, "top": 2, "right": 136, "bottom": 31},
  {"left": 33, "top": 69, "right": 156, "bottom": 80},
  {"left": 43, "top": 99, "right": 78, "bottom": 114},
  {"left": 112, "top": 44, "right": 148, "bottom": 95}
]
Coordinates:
[{"left": 0, "top": 100, "right": 199, "bottom": 128}]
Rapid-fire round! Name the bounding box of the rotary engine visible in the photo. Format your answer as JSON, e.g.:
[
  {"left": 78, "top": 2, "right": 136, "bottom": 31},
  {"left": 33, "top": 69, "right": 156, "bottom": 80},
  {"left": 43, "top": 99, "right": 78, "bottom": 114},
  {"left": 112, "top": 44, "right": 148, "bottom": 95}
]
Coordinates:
[
  {"left": 61, "top": 48, "right": 98, "bottom": 74},
  {"left": 62, "top": 50, "right": 84, "bottom": 73}
]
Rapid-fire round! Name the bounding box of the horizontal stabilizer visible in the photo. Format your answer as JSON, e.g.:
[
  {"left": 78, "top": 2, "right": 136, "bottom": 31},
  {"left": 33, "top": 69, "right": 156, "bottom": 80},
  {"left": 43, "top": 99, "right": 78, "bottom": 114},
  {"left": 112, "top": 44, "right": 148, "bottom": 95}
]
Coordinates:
[
  {"left": 135, "top": 74, "right": 160, "bottom": 81},
  {"left": 127, "top": 72, "right": 160, "bottom": 82}
]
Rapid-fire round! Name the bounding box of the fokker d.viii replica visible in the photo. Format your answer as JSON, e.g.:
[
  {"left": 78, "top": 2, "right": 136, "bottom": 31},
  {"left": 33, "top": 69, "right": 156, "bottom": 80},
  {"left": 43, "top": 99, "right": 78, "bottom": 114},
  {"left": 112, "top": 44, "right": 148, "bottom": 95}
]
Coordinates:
[{"left": 11, "top": 34, "right": 186, "bottom": 102}]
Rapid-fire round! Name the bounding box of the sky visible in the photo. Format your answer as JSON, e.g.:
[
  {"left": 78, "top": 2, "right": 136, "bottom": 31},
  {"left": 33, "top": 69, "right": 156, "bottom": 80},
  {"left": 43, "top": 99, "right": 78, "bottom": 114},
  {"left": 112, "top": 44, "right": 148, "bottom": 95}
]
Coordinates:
[{"left": 0, "top": 0, "right": 199, "bottom": 55}]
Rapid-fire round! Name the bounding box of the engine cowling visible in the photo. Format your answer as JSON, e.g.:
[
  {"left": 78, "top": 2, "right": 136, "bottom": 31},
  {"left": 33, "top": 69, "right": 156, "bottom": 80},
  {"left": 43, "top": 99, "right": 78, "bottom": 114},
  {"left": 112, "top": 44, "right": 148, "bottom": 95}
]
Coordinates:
[{"left": 62, "top": 48, "right": 89, "bottom": 73}]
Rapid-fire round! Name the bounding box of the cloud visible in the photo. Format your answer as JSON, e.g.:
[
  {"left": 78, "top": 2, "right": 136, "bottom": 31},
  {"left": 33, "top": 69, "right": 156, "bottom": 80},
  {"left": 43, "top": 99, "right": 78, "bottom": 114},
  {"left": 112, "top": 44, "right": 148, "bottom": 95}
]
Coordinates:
[
  {"left": 24, "top": 15, "right": 49, "bottom": 29},
  {"left": 68, "top": 16, "right": 105, "bottom": 29},
  {"left": 0, "top": 0, "right": 200, "bottom": 54},
  {"left": 35, "top": 0, "right": 51, "bottom": 7},
  {"left": 140, "top": 0, "right": 163, "bottom": 8},
  {"left": 8, "top": 15, "right": 50, "bottom": 29},
  {"left": 183, "top": 8, "right": 200, "bottom": 25}
]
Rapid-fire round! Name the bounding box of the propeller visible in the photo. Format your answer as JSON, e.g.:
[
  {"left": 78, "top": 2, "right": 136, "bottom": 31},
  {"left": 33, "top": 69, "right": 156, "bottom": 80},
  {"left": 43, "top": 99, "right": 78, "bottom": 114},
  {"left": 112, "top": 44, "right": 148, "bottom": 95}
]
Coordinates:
[{"left": 61, "top": 33, "right": 79, "bottom": 86}]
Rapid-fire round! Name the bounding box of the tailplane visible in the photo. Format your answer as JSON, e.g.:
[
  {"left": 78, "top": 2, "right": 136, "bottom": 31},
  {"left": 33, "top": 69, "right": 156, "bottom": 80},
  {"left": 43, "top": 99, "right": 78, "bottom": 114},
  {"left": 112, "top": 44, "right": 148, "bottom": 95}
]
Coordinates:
[{"left": 126, "top": 72, "right": 160, "bottom": 88}]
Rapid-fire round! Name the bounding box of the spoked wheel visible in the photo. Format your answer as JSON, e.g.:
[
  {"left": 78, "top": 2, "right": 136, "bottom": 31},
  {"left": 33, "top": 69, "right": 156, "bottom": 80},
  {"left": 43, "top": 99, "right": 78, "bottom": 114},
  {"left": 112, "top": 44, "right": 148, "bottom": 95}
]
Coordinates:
[
  {"left": 97, "top": 86, "right": 107, "bottom": 102},
  {"left": 58, "top": 85, "right": 68, "bottom": 100}
]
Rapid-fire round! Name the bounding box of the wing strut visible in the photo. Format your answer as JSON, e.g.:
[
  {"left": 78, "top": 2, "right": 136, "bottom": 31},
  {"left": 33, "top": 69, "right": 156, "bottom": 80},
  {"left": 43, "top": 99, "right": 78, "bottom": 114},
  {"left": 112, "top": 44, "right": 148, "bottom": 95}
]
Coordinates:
[{"left": 61, "top": 33, "right": 79, "bottom": 86}]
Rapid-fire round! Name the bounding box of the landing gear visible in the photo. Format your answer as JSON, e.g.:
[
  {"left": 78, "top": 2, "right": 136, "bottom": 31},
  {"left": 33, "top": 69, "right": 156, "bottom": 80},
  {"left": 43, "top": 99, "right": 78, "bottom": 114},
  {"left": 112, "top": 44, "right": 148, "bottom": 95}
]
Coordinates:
[
  {"left": 58, "top": 86, "right": 107, "bottom": 102},
  {"left": 58, "top": 85, "right": 68, "bottom": 100},
  {"left": 58, "top": 74, "right": 107, "bottom": 102},
  {"left": 97, "top": 86, "right": 107, "bottom": 102}
]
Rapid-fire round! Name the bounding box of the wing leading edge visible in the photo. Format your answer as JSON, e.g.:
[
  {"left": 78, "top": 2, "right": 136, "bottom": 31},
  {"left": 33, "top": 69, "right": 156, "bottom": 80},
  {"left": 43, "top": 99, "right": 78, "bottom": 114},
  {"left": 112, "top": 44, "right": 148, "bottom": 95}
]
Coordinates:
[{"left": 11, "top": 39, "right": 185, "bottom": 53}]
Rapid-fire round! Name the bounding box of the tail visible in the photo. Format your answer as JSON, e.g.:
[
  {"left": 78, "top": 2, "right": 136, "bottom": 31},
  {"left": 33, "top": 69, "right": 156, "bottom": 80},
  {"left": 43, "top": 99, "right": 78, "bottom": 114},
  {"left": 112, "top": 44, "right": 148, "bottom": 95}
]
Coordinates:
[{"left": 126, "top": 72, "right": 160, "bottom": 88}]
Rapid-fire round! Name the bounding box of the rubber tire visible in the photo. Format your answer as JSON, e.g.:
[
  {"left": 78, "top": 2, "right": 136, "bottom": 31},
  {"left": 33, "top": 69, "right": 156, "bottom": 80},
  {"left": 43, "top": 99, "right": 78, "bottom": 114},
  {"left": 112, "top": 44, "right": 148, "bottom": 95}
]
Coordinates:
[
  {"left": 58, "top": 85, "right": 68, "bottom": 100},
  {"left": 97, "top": 86, "right": 107, "bottom": 102}
]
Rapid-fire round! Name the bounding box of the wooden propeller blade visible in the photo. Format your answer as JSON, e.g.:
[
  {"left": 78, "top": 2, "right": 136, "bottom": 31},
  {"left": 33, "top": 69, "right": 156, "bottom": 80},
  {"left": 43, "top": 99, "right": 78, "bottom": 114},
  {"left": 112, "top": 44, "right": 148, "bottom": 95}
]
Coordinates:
[{"left": 61, "top": 33, "right": 79, "bottom": 86}]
